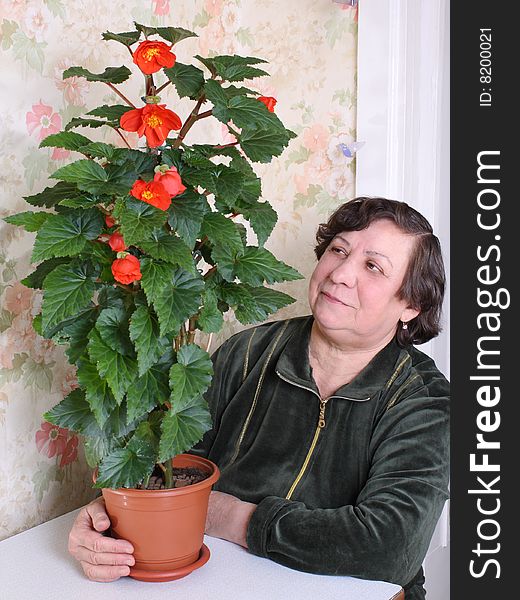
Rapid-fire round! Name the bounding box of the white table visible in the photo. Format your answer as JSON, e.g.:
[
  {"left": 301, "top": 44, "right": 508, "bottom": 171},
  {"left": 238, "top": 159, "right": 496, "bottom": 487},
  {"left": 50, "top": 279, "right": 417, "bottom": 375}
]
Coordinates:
[{"left": 0, "top": 508, "right": 404, "bottom": 600}]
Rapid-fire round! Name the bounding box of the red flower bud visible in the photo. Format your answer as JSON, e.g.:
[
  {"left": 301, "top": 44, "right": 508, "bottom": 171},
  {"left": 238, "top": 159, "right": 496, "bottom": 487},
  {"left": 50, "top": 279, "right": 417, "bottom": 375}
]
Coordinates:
[
  {"left": 111, "top": 254, "right": 142, "bottom": 285},
  {"left": 153, "top": 166, "right": 186, "bottom": 197},
  {"left": 108, "top": 231, "right": 127, "bottom": 252},
  {"left": 133, "top": 40, "right": 176, "bottom": 75},
  {"left": 258, "top": 96, "right": 277, "bottom": 112},
  {"left": 105, "top": 215, "right": 116, "bottom": 228}
]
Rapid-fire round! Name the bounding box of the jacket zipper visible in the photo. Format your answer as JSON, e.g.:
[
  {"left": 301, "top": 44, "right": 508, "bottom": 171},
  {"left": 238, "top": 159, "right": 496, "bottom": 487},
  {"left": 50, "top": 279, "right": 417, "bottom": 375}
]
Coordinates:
[{"left": 276, "top": 370, "right": 370, "bottom": 500}]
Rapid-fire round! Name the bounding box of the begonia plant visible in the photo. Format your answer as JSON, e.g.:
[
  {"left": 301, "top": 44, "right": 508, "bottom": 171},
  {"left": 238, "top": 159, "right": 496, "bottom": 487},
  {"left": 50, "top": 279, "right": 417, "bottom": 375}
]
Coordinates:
[{"left": 4, "top": 22, "right": 301, "bottom": 490}]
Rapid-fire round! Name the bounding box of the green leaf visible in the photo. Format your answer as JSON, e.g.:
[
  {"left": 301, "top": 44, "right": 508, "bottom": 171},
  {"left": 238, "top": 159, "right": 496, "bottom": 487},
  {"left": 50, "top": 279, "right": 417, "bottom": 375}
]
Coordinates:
[
  {"left": 44, "top": 388, "right": 100, "bottom": 436},
  {"left": 198, "top": 289, "right": 224, "bottom": 333},
  {"left": 117, "top": 198, "right": 168, "bottom": 245},
  {"left": 63, "top": 65, "right": 132, "bottom": 84},
  {"left": 158, "top": 395, "right": 212, "bottom": 463},
  {"left": 21, "top": 257, "right": 71, "bottom": 289},
  {"left": 167, "top": 190, "right": 209, "bottom": 248},
  {"left": 134, "top": 23, "right": 198, "bottom": 45},
  {"left": 3, "top": 211, "right": 50, "bottom": 232},
  {"left": 169, "top": 344, "right": 213, "bottom": 404},
  {"left": 41, "top": 260, "right": 97, "bottom": 331},
  {"left": 140, "top": 258, "right": 174, "bottom": 306},
  {"left": 138, "top": 229, "right": 194, "bottom": 270},
  {"left": 76, "top": 357, "right": 116, "bottom": 429},
  {"left": 95, "top": 437, "right": 156, "bottom": 489},
  {"left": 64, "top": 117, "right": 111, "bottom": 131},
  {"left": 87, "top": 104, "right": 133, "bottom": 121},
  {"left": 126, "top": 366, "right": 169, "bottom": 423},
  {"left": 32, "top": 208, "right": 104, "bottom": 262},
  {"left": 87, "top": 328, "right": 138, "bottom": 404},
  {"left": 58, "top": 195, "right": 99, "bottom": 209},
  {"left": 24, "top": 182, "right": 80, "bottom": 208},
  {"left": 61, "top": 308, "right": 98, "bottom": 362},
  {"left": 164, "top": 62, "right": 205, "bottom": 99},
  {"left": 234, "top": 285, "right": 296, "bottom": 324},
  {"left": 240, "top": 201, "right": 277, "bottom": 246},
  {"left": 96, "top": 305, "right": 135, "bottom": 357},
  {"left": 39, "top": 131, "right": 93, "bottom": 151},
  {"left": 195, "top": 54, "right": 269, "bottom": 82},
  {"left": 234, "top": 247, "right": 303, "bottom": 286},
  {"left": 226, "top": 95, "right": 285, "bottom": 131},
  {"left": 101, "top": 29, "right": 141, "bottom": 47},
  {"left": 129, "top": 305, "right": 165, "bottom": 376},
  {"left": 215, "top": 166, "right": 244, "bottom": 205},
  {"left": 200, "top": 212, "right": 244, "bottom": 254},
  {"left": 153, "top": 268, "right": 204, "bottom": 336},
  {"left": 203, "top": 79, "right": 232, "bottom": 122},
  {"left": 238, "top": 124, "right": 296, "bottom": 163},
  {"left": 50, "top": 159, "right": 109, "bottom": 194}
]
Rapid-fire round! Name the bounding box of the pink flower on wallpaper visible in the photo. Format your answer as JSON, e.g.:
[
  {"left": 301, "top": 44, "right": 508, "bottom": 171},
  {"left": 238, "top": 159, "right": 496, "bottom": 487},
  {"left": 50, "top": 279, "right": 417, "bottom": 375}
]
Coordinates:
[
  {"left": 55, "top": 62, "right": 89, "bottom": 106},
  {"left": 152, "top": 0, "right": 170, "bottom": 15},
  {"left": 205, "top": 0, "right": 224, "bottom": 16},
  {"left": 24, "top": 4, "right": 52, "bottom": 42},
  {"left": 302, "top": 123, "right": 329, "bottom": 151},
  {"left": 35, "top": 422, "right": 69, "bottom": 459},
  {"left": 4, "top": 282, "right": 33, "bottom": 315},
  {"left": 26, "top": 102, "right": 61, "bottom": 141},
  {"left": 51, "top": 147, "right": 71, "bottom": 161}
]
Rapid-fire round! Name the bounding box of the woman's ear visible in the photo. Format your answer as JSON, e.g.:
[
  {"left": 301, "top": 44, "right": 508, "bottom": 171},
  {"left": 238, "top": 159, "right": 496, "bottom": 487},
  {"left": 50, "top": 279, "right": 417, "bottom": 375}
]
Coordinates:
[{"left": 400, "top": 306, "right": 420, "bottom": 324}]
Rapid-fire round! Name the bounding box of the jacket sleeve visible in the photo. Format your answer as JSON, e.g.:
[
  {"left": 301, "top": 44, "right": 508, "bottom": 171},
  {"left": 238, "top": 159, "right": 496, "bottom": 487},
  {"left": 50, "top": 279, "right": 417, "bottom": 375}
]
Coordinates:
[{"left": 246, "top": 376, "right": 450, "bottom": 587}]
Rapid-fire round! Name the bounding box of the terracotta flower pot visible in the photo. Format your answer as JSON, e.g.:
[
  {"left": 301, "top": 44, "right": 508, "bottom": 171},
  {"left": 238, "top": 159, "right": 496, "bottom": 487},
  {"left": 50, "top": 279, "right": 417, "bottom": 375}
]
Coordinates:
[{"left": 101, "top": 454, "right": 220, "bottom": 582}]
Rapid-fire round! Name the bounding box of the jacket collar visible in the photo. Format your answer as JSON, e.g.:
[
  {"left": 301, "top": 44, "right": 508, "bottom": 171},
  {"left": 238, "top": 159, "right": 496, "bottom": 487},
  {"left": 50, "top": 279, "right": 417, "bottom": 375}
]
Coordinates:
[{"left": 275, "top": 315, "right": 408, "bottom": 401}]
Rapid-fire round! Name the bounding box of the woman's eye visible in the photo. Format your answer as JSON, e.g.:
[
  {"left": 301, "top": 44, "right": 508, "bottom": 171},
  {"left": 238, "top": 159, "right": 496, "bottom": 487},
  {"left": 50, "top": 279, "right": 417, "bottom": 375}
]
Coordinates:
[
  {"left": 330, "top": 246, "right": 346, "bottom": 255},
  {"left": 367, "top": 261, "right": 382, "bottom": 273}
]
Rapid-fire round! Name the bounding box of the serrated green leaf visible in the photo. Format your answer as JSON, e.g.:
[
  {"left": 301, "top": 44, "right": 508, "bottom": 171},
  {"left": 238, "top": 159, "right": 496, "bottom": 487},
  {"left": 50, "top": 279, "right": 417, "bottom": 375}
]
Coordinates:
[
  {"left": 215, "top": 166, "right": 244, "bottom": 206},
  {"left": 140, "top": 258, "right": 175, "bottom": 306},
  {"left": 167, "top": 190, "right": 209, "bottom": 248},
  {"left": 164, "top": 62, "right": 205, "bottom": 99},
  {"left": 134, "top": 23, "right": 197, "bottom": 45},
  {"left": 240, "top": 201, "right": 277, "bottom": 246},
  {"left": 227, "top": 95, "right": 285, "bottom": 131},
  {"left": 195, "top": 54, "right": 269, "bottom": 82},
  {"left": 61, "top": 307, "right": 98, "bottom": 362},
  {"left": 198, "top": 289, "right": 224, "bottom": 333},
  {"left": 129, "top": 305, "right": 165, "bottom": 376},
  {"left": 234, "top": 247, "right": 303, "bottom": 286},
  {"left": 234, "top": 285, "right": 296, "bottom": 324},
  {"left": 24, "top": 181, "right": 80, "bottom": 208},
  {"left": 3, "top": 211, "right": 50, "bottom": 232},
  {"left": 64, "top": 117, "right": 110, "bottom": 131},
  {"left": 96, "top": 305, "right": 135, "bottom": 357},
  {"left": 126, "top": 366, "right": 169, "bottom": 423},
  {"left": 169, "top": 344, "right": 213, "bottom": 404},
  {"left": 117, "top": 198, "right": 168, "bottom": 245},
  {"left": 44, "top": 388, "right": 101, "bottom": 436},
  {"left": 63, "top": 65, "right": 132, "bottom": 84},
  {"left": 21, "top": 257, "right": 71, "bottom": 289},
  {"left": 238, "top": 125, "right": 296, "bottom": 163},
  {"left": 87, "top": 328, "right": 138, "bottom": 404},
  {"left": 41, "top": 260, "right": 97, "bottom": 331},
  {"left": 76, "top": 357, "right": 116, "bottom": 429},
  {"left": 32, "top": 208, "right": 104, "bottom": 262},
  {"left": 200, "top": 212, "right": 244, "bottom": 254},
  {"left": 87, "top": 104, "right": 133, "bottom": 121},
  {"left": 138, "top": 229, "right": 194, "bottom": 270},
  {"left": 95, "top": 437, "right": 156, "bottom": 489},
  {"left": 50, "top": 159, "right": 109, "bottom": 194},
  {"left": 39, "top": 131, "right": 93, "bottom": 151},
  {"left": 158, "top": 395, "right": 212, "bottom": 463},
  {"left": 153, "top": 268, "right": 204, "bottom": 336},
  {"left": 101, "top": 29, "right": 141, "bottom": 47}
]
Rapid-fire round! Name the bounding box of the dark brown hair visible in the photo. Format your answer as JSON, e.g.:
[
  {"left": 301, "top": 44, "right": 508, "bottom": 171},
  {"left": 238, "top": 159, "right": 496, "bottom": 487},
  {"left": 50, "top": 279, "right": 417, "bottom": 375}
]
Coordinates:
[{"left": 314, "top": 197, "right": 446, "bottom": 346}]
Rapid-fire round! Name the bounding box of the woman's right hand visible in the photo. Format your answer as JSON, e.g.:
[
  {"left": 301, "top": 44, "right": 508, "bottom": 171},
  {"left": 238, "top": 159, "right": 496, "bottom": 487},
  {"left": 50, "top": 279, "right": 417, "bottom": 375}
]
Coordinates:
[{"left": 68, "top": 497, "right": 135, "bottom": 582}]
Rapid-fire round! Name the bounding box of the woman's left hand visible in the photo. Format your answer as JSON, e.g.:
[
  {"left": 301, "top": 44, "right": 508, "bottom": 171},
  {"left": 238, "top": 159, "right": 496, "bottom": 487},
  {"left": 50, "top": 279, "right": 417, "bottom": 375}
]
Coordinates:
[{"left": 205, "top": 490, "right": 257, "bottom": 548}]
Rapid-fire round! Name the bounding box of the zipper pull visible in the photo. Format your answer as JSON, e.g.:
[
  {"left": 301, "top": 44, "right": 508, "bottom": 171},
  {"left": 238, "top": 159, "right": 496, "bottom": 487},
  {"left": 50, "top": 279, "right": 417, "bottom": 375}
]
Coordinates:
[{"left": 318, "top": 398, "right": 328, "bottom": 428}]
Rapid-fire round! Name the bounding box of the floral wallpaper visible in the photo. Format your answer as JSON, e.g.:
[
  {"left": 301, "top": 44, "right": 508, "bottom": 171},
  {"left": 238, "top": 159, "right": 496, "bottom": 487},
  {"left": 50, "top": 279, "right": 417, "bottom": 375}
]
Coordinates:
[{"left": 0, "top": 0, "right": 358, "bottom": 540}]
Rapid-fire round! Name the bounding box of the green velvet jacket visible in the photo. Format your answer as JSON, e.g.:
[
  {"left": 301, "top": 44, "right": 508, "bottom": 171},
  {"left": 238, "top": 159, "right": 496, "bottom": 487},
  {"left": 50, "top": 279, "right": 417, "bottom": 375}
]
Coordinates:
[{"left": 192, "top": 315, "right": 450, "bottom": 600}]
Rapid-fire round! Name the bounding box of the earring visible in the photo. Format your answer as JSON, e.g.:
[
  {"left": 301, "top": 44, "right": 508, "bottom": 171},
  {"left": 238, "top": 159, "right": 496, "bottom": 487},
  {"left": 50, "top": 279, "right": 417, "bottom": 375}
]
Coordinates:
[{"left": 402, "top": 321, "right": 408, "bottom": 330}]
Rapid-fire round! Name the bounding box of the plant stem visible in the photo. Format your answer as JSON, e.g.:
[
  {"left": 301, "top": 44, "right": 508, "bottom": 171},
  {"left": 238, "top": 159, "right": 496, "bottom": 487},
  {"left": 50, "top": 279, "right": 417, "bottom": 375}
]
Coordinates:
[
  {"left": 104, "top": 82, "right": 136, "bottom": 108},
  {"left": 114, "top": 128, "right": 132, "bottom": 149},
  {"left": 172, "top": 95, "right": 208, "bottom": 149},
  {"left": 164, "top": 460, "right": 173, "bottom": 489},
  {"left": 155, "top": 80, "right": 172, "bottom": 94}
]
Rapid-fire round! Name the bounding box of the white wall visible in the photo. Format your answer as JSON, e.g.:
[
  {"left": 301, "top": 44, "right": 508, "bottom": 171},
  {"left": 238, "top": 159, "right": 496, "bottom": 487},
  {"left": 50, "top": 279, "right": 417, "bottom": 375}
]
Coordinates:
[{"left": 356, "top": 1, "right": 450, "bottom": 598}]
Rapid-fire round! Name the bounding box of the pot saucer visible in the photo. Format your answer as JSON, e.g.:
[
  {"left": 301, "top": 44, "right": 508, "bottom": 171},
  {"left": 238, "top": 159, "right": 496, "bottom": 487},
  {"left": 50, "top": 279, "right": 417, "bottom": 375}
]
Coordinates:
[{"left": 129, "top": 544, "right": 211, "bottom": 583}]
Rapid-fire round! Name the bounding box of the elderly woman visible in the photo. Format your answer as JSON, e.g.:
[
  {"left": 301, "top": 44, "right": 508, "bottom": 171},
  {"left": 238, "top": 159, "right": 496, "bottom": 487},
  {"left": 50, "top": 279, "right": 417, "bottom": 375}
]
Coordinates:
[{"left": 69, "top": 197, "right": 449, "bottom": 600}]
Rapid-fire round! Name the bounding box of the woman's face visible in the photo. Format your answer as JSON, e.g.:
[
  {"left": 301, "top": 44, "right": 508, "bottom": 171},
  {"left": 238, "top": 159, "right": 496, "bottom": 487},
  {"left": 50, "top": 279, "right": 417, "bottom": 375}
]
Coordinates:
[{"left": 308, "top": 219, "right": 420, "bottom": 347}]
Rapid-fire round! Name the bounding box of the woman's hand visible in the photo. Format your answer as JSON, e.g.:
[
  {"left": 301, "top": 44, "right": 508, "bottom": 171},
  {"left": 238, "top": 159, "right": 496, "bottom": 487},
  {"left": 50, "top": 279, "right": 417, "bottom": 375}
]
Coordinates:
[
  {"left": 205, "top": 490, "right": 257, "bottom": 548},
  {"left": 68, "top": 497, "right": 135, "bottom": 582}
]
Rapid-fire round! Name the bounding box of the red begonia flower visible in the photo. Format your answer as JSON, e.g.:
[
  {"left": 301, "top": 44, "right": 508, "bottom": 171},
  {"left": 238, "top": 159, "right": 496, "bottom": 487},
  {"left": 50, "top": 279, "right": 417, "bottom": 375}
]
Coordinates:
[
  {"left": 111, "top": 254, "right": 142, "bottom": 284},
  {"left": 258, "top": 96, "right": 277, "bottom": 112},
  {"left": 153, "top": 166, "right": 186, "bottom": 197},
  {"left": 105, "top": 214, "right": 116, "bottom": 228},
  {"left": 130, "top": 179, "right": 172, "bottom": 211},
  {"left": 108, "top": 231, "right": 127, "bottom": 252},
  {"left": 133, "top": 40, "right": 176, "bottom": 75},
  {"left": 120, "top": 104, "right": 182, "bottom": 148}
]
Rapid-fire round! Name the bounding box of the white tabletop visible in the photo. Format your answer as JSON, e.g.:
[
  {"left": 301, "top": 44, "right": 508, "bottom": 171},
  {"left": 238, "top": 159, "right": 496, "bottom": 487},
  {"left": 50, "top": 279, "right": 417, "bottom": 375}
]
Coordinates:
[{"left": 0, "top": 508, "right": 403, "bottom": 600}]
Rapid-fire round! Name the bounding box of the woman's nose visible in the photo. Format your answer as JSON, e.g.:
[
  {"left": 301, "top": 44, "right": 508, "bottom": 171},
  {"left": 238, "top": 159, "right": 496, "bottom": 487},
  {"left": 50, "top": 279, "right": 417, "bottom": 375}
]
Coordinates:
[{"left": 329, "top": 260, "right": 357, "bottom": 287}]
